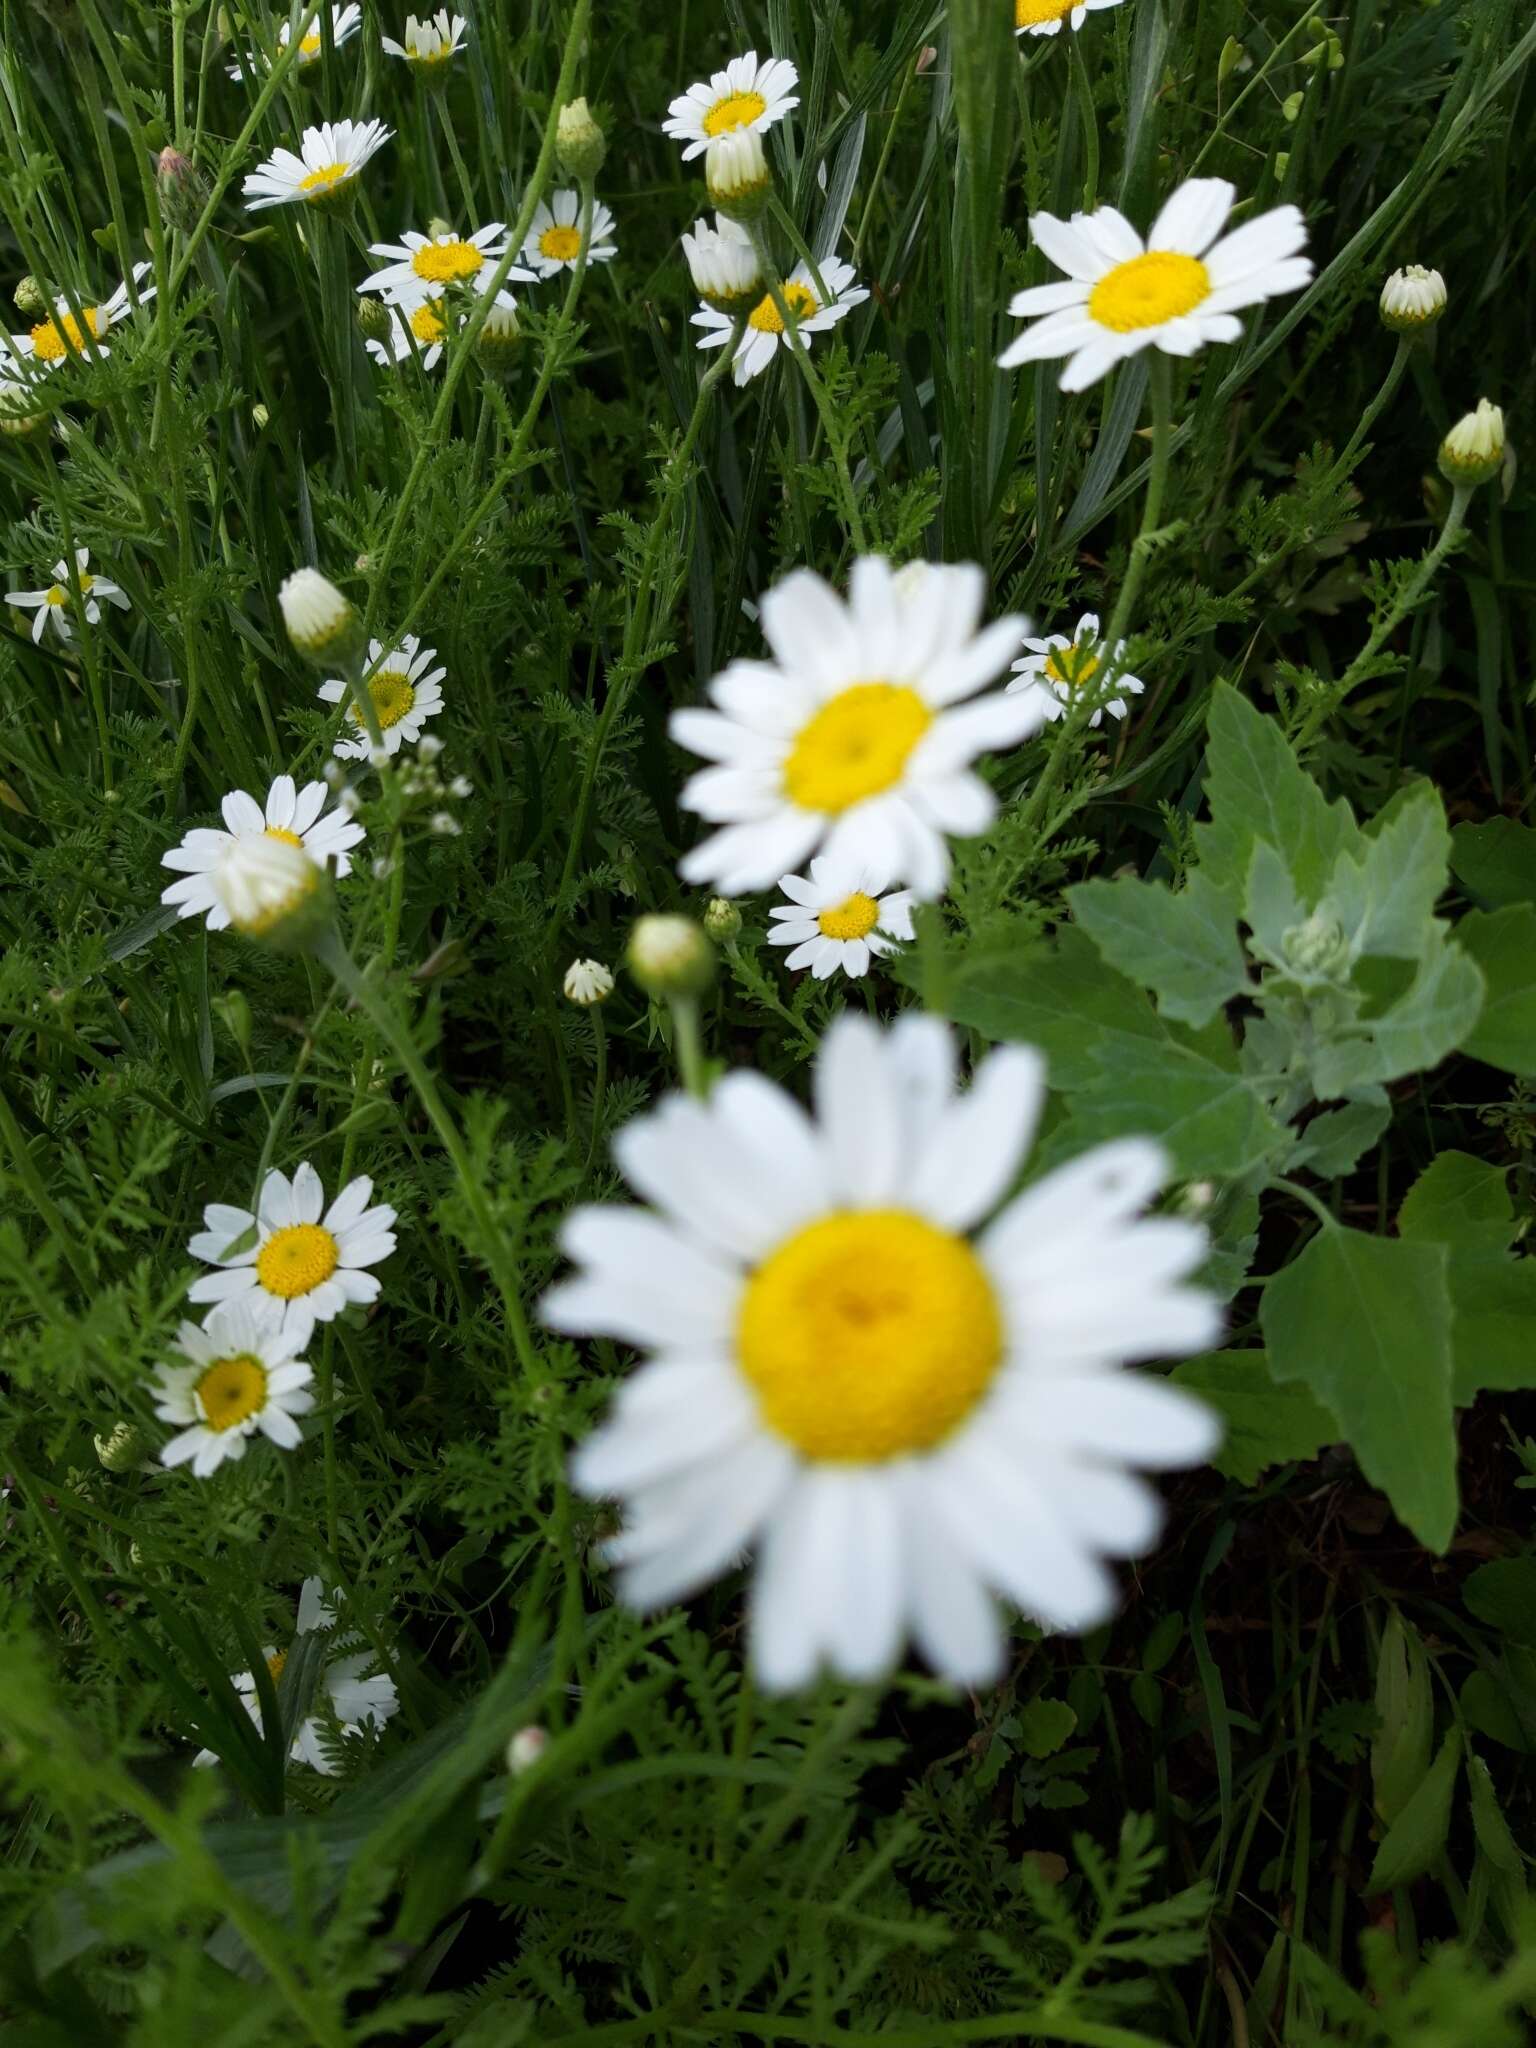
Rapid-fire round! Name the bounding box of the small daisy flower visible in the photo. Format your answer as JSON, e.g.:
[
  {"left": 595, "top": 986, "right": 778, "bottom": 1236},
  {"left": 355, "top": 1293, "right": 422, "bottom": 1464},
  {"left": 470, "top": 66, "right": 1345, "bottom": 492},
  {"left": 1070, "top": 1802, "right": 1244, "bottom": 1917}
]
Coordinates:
[
  {"left": 194, "top": 1577, "right": 400, "bottom": 1773},
  {"left": 565, "top": 958, "right": 615, "bottom": 1007},
  {"left": 768, "top": 859, "right": 915, "bottom": 980},
  {"left": 358, "top": 224, "right": 533, "bottom": 309},
  {"left": 187, "top": 1161, "right": 398, "bottom": 1349},
  {"left": 154, "top": 1297, "right": 315, "bottom": 1479},
  {"left": 546, "top": 1014, "right": 1221, "bottom": 1690},
  {"left": 682, "top": 213, "right": 761, "bottom": 311},
  {"left": 671, "top": 556, "right": 1039, "bottom": 899},
  {"left": 1380, "top": 264, "right": 1446, "bottom": 334},
  {"left": 5, "top": 548, "right": 129, "bottom": 646},
  {"left": 692, "top": 256, "right": 867, "bottom": 387},
  {"left": 998, "top": 177, "right": 1312, "bottom": 391},
  {"left": 318, "top": 634, "right": 446, "bottom": 759},
  {"left": 522, "top": 191, "right": 618, "bottom": 279},
  {"left": 160, "top": 775, "right": 365, "bottom": 930},
  {"left": 663, "top": 49, "right": 800, "bottom": 161},
  {"left": 7, "top": 265, "right": 156, "bottom": 371},
  {"left": 381, "top": 9, "right": 467, "bottom": 71},
  {"left": 242, "top": 118, "right": 392, "bottom": 213},
  {"left": 365, "top": 297, "right": 451, "bottom": 370},
  {"left": 227, "top": 4, "right": 361, "bottom": 78},
  {"left": 1008, "top": 611, "right": 1144, "bottom": 727},
  {"left": 1015, "top": 0, "right": 1126, "bottom": 37}
]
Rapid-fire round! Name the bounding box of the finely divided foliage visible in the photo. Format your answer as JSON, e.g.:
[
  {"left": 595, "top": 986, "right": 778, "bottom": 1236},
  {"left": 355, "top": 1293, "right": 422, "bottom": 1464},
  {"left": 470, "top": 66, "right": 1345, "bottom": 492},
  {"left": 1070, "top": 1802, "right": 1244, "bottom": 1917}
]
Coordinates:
[{"left": 1, "top": 4, "right": 1534, "bottom": 2043}]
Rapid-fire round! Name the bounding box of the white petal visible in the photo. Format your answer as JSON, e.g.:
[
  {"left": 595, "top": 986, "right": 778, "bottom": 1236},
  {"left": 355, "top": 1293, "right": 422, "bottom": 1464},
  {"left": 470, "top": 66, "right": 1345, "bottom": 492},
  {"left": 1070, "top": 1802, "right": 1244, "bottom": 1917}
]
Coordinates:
[
  {"left": 909, "top": 1046, "right": 1044, "bottom": 1231},
  {"left": 1149, "top": 178, "right": 1236, "bottom": 256}
]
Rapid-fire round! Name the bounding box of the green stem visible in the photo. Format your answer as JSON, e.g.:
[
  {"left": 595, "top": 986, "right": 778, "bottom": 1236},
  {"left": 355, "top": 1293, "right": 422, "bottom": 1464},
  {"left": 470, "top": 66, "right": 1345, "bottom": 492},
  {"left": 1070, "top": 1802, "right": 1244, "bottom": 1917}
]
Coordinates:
[
  {"left": 1068, "top": 28, "right": 1100, "bottom": 210},
  {"left": 671, "top": 996, "right": 708, "bottom": 1100},
  {"left": 584, "top": 1006, "right": 607, "bottom": 1177},
  {"left": 1329, "top": 335, "right": 1412, "bottom": 481}
]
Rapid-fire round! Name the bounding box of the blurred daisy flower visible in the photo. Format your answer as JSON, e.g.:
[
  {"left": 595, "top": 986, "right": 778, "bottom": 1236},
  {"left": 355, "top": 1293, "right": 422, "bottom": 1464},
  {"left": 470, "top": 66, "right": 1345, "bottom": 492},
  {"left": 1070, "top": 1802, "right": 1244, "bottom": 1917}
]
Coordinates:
[
  {"left": 522, "top": 191, "right": 618, "bottom": 278},
  {"left": 227, "top": 4, "right": 361, "bottom": 78},
  {"left": 193, "top": 1577, "right": 400, "bottom": 1773},
  {"left": 663, "top": 50, "right": 799, "bottom": 161},
  {"left": 768, "top": 859, "right": 915, "bottom": 980},
  {"left": 670, "top": 556, "right": 1038, "bottom": 898},
  {"left": 318, "top": 634, "right": 446, "bottom": 759},
  {"left": 546, "top": 1014, "right": 1221, "bottom": 1690},
  {"left": 187, "top": 1162, "right": 398, "bottom": 1349},
  {"left": 160, "top": 774, "right": 364, "bottom": 930},
  {"left": 1008, "top": 611, "right": 1144, "bottom": 726},
  {"left": 381, "top": 9, "right": 467, "bottom": 72},
  {"left": 365, "top": 297, "right": 451, "bottom": 371},
  {"left": 6, "top": 547, "right": 129, "bottom": 645},
  {"left": 359, "top": 222, "right": 533, "bottom": 309},
  {"left": 7, "top": 265, "right": 156, "bottom": 370},
  {"left": 1015, "top": 0, "right": 1126, "bottom": 36},
  {"left": 692, "top": 256, "right": 867, "bottom": 386},
  {"left": 242, "top": 118, "right": 392, "bottom": 213},
  {"left": 154, "top": 1298, "right": 315, "bottom": 1479},
  {"left": 998, "top": 177, "right": 1312, "bottom": 391}
]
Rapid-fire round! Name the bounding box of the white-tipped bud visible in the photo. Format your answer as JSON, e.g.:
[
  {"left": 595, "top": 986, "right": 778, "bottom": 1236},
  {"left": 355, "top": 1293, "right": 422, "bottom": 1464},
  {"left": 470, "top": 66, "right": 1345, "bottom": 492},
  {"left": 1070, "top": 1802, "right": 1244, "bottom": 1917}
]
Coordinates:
[
  {"left": 627, "top": 914, "right": 715, "bottom": 999},
  {"left": 279, "top": 567, "right": 364, "bottom": 666},
  {"left": 1439, "top": 399, "right": 1505, "bottom": 487},
  {"left": 213, "top": 834, "right": 329, "bottom": 949},
  {"left": 94, "top": 1421, "right": 146, "bottom": 1473},
  {"left": 556, "top": 97, "right": 606, "bottom": 181},
  {"left": 251, "top": 402, "right": 270, "bottom": 430},
  {"left": 681, "top": 213, "right": 762, "bottom": 312},
  {"left": 356, "top": 292, "right": 392, "bottom": 342},
  {"left": 1380, "top": 264, "right": 1446, "bottom": 335},
  {"left": 417, "top": 733, "right": 444, "bottom": 762},
  {"left": 702, "top": 897, "right": 741, "bottom": 941},
  {"left": 704, "top": 130, "right": 772, "bottom": 222},
  {"left": 506, "top": 1724, "right": 549, "bottom": 1774},
  {"left": 564, "top": 957, "right": 614, "bottom": 1007},
  {"left": 476, "top": 298, "right": 522, "bottom": 375}
]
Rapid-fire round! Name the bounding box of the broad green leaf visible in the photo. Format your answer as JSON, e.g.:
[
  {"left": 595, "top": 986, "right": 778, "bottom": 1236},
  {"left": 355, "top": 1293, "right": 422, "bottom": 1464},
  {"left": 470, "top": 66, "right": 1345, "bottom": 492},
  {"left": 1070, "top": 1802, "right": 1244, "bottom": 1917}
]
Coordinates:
[
  {"left": 1457, "top": 906, "right": 1536, "bottom": 1075},
  {"left": 1068, "top": 870, "right": 1250, "bottom": 1028},
  {"left": 1329, "top": 782, "right": 1451, "bottom": 962},
  {"left": 1261, "top": 1226, "right": 1457, "bottom": 1550},
  {"left": 1171, "top": 1351, "right": 1334, "bottom": 1484},
  {"left": 1366, "top": 1732, "right": 1459, "bottom": 1893},
  {"left": 1466, "top": 1753, "right": 1525, "bottom": 1878},
  {"left": 1197, "top": 682, "right": 1360, "bottom": 901},
  {"left": 1018, "top": 1698, "right": 1077, "bottom": 1758},
  {"left": 1243, "top": 839, "right": 1307, "bottom": 966},
  {"left": 1372, "top": 1613, "right": 1433, "bottom": 1825},
  {"left": 1066, "top": 1036, "right": 1287, "bottom": 1179},
  {"left": 1398, "top": 1150, "right": 1512, "bottom": 1241},
  {"left": 1308, "top": 930, "right": 1483, "bottom": 1097},
  {"left": 935, "top": 926, "right": 1165, "bottom": 1089},
  {"left": 1451, "top": 817, "right": 1536, "bottom": 909},
  {"left": 1464, "top": 1560, "right": 1536, "bottom": 1646},
  {"left": 1399, "top": 1152, "right": 1536, "bottom": 1402},
  {"left": 1288, "top": 1097, "right": 1391, "bottom": 1178}
]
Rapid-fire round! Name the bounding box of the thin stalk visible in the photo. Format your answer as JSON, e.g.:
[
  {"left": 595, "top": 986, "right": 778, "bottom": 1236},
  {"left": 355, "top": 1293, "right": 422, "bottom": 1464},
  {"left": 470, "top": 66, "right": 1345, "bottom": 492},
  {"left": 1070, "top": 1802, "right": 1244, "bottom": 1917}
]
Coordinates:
[{"left": 1069, "top": 29, "right": 1100, "bottom": 210}]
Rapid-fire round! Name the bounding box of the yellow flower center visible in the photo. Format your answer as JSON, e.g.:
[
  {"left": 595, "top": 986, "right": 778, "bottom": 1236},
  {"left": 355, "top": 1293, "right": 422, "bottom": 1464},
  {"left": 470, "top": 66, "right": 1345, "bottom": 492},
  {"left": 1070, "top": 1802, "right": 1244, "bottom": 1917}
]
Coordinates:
[
  {"left": 817, "top": 891, "right": 881, "bottom": 942},
  {"left": 44, "top": 585, "right": 68, "bottom": 607},
  {"left": 783, "top": 683, "right": 932, "bottom": 813},
  {"left": 737, "top": 1211, "right": 1004, "bottom": 1461},
  {"left": 298, "top": 161, "right": 352, "bottom": 198},
  {"left": 1044, "top": 642, "right": 1101, "bottom": 690},
  {"left": 1089, "top": 251, "right": 1211, "bottom": 332},
  {"left": 29, "top": 307, "right": 106, "bottom": 362},
  {"left": 409, "top": 42, "right": 453, "bottom": 64},
  {"left": 297, "top": 31, "right": 322, "bottom": 57},
  {"left": 703, "top": 88, "right": 768, "bottom": 138},
  {"left": 266, "top": 1649, "right": 288, "bottom": 1682},
  {"left": 349, "top": 667, "right": 416, "bottom": 730},
  {"left": 255, "top": 1222, "right": 339, "bottom": 1299},
  {"left": 410, "top": 299, "right": 447, "bottom": 345},
  {"left": 537, "top": 224, "right": 583, "bottom": 263},
  {"left": 411, "top": 239, "right": 485, "bottom": 284},
  {"left": 264, "top": 825, "right": 304, "bottom": 847},
  {"left": 1017, "top": 0, "right": 1077, "bottom": 25},
  {"left": 194, "top": 1353, "right": 269, "bottom": 1432},
  {"left": 748, "top": 280, "right": 818, "bottom": 334}
]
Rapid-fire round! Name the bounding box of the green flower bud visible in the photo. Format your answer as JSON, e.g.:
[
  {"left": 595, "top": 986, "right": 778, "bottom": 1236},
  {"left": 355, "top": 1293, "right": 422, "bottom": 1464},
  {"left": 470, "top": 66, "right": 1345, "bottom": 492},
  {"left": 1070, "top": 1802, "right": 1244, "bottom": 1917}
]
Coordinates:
[
  {"left": 627, "top": 914, "right": 715, "bottom": 999},
  {"left": 556, "top": 98, "right": 607, "bottom": 182}
]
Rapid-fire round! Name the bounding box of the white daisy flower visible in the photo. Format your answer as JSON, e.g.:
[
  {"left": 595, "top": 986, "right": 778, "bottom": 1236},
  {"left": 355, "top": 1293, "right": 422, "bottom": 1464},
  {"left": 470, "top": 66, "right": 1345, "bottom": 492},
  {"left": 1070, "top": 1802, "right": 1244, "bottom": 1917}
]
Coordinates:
[
  {"left": 682, "top": 213, "right": 761, "bottom": 311},
  {"left": 154, "top": 1297, "right": 316, "bottom": 1479},
  {"left": 381, "top": 9, "right": 467, "bottom": 70},
  {"left": 521, "top": 191, "right": 618, "bottom": 279},
  {"left": 317, "top": 634, "right": 446, "bottom": 759},
  {"left": 997, "top": 177, "right": 1313, "bottom": 392},
  {"left": 241, "top": 118, "right": 392, "bottom": 213},
  {"left": 1008, "top": 610, "right": 1145, "bottom": 727},
  {"left": 5, "top": 547, "right": 130, "bottom": 645},
  {"left": 692, "top": 256, "right": 868, "bottom": 387},
  {"left": 546, "top": 1014, "right": 1221, "bottom": 1690},
  {"left": 768, "top": 858, "right": 915, "bottom": 980},
  {"left": 186, "top": 1162, "right": 398, "bottom": 1350},
  {"left": 194, "top": 1576, "right": 400, "bottom": 1773},
  {"left": 663, "top": 49, "right": 800, "bottom": 161},
  {"left": 358, "top": 224, "right": 534, "bottom": 309},
  {"left": 227, "top": 4, "right": 361, "bottom": 78},
  {"left": 670, "top": 555, "right": 1040, "bottom": 900},
  {"left": 365, "top": 296, "right": 451, "bottom": 370},
  {"left": 160, "top": 775, "right": 365, "bottom": 931},
  {"left": 7, "top": 265, "right": 156, "bottom": 371},
  {"left": 1015, "top": 0, "right": 1126, "bottom": 37}
]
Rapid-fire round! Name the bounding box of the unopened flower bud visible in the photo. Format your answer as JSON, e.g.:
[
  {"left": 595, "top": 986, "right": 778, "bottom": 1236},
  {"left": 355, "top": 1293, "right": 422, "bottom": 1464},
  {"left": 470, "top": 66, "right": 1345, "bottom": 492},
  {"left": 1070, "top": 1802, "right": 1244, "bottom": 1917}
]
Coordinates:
[
  {"left": 0, "top": 374, "right": 49, "bottom": 439},
  {"left": 507, "top": 1724, "right": 549, "bottom": 1774},
  {"left": 1282, "top": 910, "right": 1349, "bottom": 980},
  {"left": 356, "top": 293, "right": 392, "bottom": 342},
  {"left": 213, "top": 833, "right": 330, "bottom": 949},
  {"left": 705, "top": 130, "right": 772, "bottom": 222},
  {"left": 251, "top": 401, "right": 270, "bottom": 431},
  {"left": 94, "top": 1422, "right": 146, "bottom": 1473},
  {"left": 627, "top": 914, "right": 715, "bottom": 998},
  {"left": 702, "top": 897, "right": 741, "bottom": 941},
  {"left": 556, "top": 97, "right": 607, "bottom": 182},
  {"left": 426, "top": 215, "right": 454, "bottom": 242},
  {"left": 476, "top": 298, "right": 522, "bottom": 374},
  {"left": 1439, "top": 399, "right": 1505, "bottom": 487},
  {"left": 156, "top": 145, "right": 207, "bottom": 232},
  {"left": 1379, "top": 265, "right": 1446, "bottom": 336},
  {"left": 13, "top": 274, "right": 47, "bottom": 318},
  {"left": 681, "top": 213, "right": 761, "bottom": 312},
  {"left": 279, "top": 567, "right": 365, "bottom": 666},
  {"left": 564, "top": 957, "right": 614, "bottom": 1007}
]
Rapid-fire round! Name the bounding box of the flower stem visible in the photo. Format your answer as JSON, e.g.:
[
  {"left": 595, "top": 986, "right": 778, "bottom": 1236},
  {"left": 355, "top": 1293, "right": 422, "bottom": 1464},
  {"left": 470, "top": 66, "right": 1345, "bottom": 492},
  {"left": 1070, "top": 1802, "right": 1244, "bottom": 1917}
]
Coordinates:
[
  {"left": 671, "top": 996, "right": 709, "bottom": 1100},
  {"left": 1329, "top": 335, "right": 1412, "bottom": 482},
  {"left": 1068, "top": 29, "right": 1100, "bottom": 211}
]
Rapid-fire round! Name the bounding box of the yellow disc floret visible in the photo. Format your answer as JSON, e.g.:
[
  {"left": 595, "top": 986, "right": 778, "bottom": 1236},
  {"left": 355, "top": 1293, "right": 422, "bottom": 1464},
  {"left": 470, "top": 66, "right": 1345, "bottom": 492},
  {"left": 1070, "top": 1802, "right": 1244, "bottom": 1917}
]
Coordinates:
[
  {"left": 1017, "top": 0, "right": 1077, "bottom": 25},
  {"left": 350, "top": 668, "right": 416, "bottom": 730},
  {"left": 410, "top": 300, "right": 447, "bottom": 346},
  {"left": 737, "top": 1210, "right": 1004, "bottom": 1460},
  {"left": 817, "top": 892, "right": 881, "bottom": 942},
  {"left": 748, "top": 280, "right": 818, "bottom": 334},
  {"left": 538, "top": 224, "right": 583, "bottom": 264},
  {"left": 194, "top": 1352, "right": 270, "bottom": 1432},
  {"left": 704, "top": 89, "right": 768, "bottom": 138},
  {"left": 255, "top": 1222, "right": 339, "bottom": 1299},
  {"left": 298, "top": 161, "right": 352, "bottom": 199},
  {"left": 411, "top": 239, "right": 485, "bottom": 285},
  {"left": 266, "top": 1648, "right": 288, "bottom": 1682},
  {"left": 1044, "top": 643, "right": 1101, "bottom": 690},
  {"left": 783, "top": 683, "right": 933, "bottom": 813},
  {"left": 29, "top": 307, "right": 106, "bottom": 363},
  {"left": 1089, "top": 251, "right": 1211, "bottom": 332}
]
